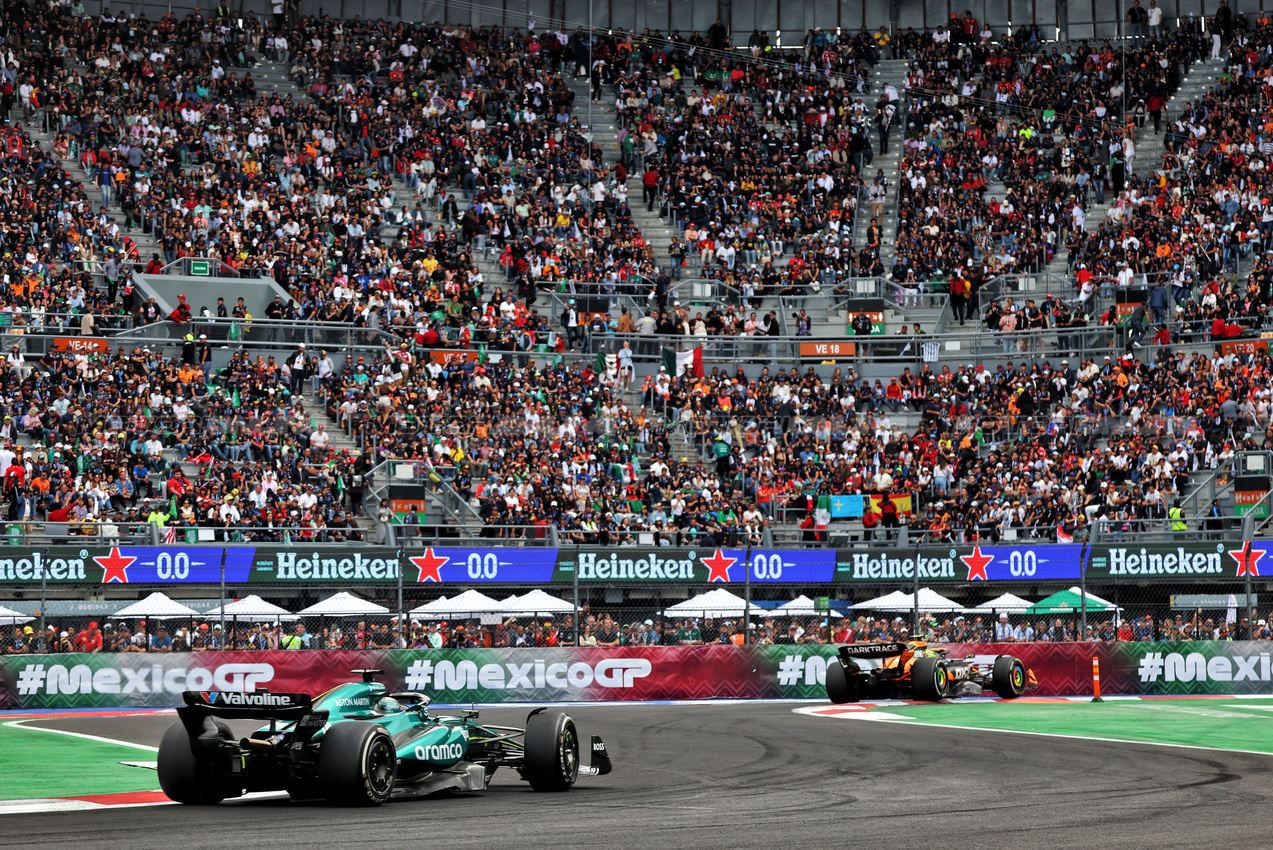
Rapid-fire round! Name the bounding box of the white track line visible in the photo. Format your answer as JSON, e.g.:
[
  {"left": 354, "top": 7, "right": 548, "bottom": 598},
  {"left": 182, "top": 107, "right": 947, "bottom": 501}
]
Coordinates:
[
  {"left": 792, "top": 705, "right": 1273, "bottom": 757},
  {"left": 0, "top": 791, "right": 288, "bottom": 816},
  {"left": 3, "top": 719, "right": 159, "bottom": 751}
]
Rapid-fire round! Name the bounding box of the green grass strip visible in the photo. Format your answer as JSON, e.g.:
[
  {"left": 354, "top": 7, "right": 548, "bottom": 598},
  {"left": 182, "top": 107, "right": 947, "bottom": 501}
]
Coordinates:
[
  {"left": 0, "top": 723, "right": 160, "bottom": 800},
  {"left": 881, "top": 698, "right": 1273, "bottom": 754}
]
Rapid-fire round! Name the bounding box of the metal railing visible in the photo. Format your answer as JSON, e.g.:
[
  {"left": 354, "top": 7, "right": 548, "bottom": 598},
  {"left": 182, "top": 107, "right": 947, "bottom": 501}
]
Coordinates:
[
  {"left": 161, "top": 525, "right": 368, "bottom": 544},
  {"left": 0, "top": 520, "right": 154, "bottom": 546}
]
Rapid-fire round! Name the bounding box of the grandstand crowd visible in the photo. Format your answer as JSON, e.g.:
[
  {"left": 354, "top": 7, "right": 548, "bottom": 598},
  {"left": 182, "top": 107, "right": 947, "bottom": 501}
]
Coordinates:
[{"left": 0, "top": 0, "right": 1267, "bottom": 557}]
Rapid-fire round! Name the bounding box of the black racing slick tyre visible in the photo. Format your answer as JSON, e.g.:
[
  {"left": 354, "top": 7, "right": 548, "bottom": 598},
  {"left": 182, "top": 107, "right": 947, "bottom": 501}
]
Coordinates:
[
  {"left": 992, "top": 655, "right": 1028, "bottom": 699},
  {"left": 826, "top": 661, "right": 859, "bottom": 704},
  {"left": 157, "top": 720, "right": 232, "bottom": 805},
  {"left": 317, "top": 722, "right": 396, "bottom": 806},
  {"left": 910, "top": 657, "right": 949, "bottom": 702},
  {"left": 524, "top": 710, "right": 580, "bottom": 791}
]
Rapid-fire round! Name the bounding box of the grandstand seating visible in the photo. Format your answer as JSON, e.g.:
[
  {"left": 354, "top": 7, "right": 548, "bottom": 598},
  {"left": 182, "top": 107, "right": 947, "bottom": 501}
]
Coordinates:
[{"left": 0, "top": 0, "right": 1260, "bottom": 550}]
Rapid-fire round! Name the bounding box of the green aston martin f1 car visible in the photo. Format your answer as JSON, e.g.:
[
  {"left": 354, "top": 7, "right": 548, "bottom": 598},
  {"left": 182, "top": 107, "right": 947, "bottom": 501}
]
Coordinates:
[{"left": 158, "top": 670, "right": 611, "bottom": 806}]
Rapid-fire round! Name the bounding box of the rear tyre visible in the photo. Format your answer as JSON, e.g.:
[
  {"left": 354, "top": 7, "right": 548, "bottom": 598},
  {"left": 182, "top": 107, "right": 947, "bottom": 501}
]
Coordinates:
[
  {"left": 826, "top": 661, "right": 859, "bottom": 704},
  {"left": 317, "top": 722, "right": 396, "bottom": 806},
  {"left": 910, "top": 657, "right": 949, "bottom": 702},
  {"left": 992, "top": 655, "right": 1028, "bottom": 699},
  {"left": 524, "top": 710, "right": 579, "bottom": 791},
  {"left": 157, "top": 720, "right": 231, "bottom": 805}
]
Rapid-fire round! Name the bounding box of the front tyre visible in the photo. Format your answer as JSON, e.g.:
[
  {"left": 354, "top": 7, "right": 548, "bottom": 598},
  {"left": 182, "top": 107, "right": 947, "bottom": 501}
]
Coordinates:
[
  {"left": 157, "top": 720, "right": 231, "bottom": 805},
  {"left": 524, "top": 710, "right": 580, "bottom": 791},
  {"left": 992, "top": 655, "right": 1028, "bottom": 699},
  {"left": 826, "top": 661, "right": 859, "bottom": 704},
  {"left": 910, "top": 657, "right": 949, "bottom": 702},
  {"left": 317, "top": 722, "right": 396, "bottom": 806}
]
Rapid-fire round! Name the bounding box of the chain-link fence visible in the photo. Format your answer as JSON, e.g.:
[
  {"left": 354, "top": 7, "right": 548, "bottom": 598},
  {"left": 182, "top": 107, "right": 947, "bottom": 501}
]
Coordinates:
[{"left": 4, "top": 571, "right": 1269, "bottom": 656}]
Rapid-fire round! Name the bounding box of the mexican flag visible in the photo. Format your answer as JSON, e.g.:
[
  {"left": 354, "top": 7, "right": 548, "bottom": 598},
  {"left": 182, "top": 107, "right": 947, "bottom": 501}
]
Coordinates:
[
  {"left": 662, "top": 345, "right": 703, "bottom": 378},
  {"left": 596, "top": 351, "right": 618, "bottom": 375}
]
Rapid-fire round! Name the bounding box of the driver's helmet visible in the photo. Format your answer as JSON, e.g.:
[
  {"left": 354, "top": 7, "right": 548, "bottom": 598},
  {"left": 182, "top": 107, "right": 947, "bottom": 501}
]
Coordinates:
[{"left": 375, "top": 696, "right": 401, "bottom": 714}]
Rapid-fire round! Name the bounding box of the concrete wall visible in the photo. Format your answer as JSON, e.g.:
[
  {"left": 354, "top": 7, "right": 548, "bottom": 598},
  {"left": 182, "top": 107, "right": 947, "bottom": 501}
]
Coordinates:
[{"left": 134, "top": 273, "right": 292, "bottom": 322}]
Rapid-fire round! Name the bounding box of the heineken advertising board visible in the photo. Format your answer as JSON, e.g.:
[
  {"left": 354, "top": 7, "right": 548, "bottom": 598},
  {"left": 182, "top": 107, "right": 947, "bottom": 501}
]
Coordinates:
[
  {"left": 3, "top": 542, "right": 1269, "bottom": 586},
  {"left": 1086, "top": 542, "right": 1266, "bottom": 581}
]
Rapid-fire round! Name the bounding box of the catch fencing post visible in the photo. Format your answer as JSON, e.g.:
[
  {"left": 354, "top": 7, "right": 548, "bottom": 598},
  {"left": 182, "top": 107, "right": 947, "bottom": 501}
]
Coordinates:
[
  {"left": 1080, "top": 543, "right": 1088, "bottom": 639},
  {"left": 1243, "top": 513, "right": 1255, "bottom": 627},
  {"left": 39, "top": 561, "right": 45, "bottom": 652},
  {"left": 572, "top": 566, "right": 579, "bottom": 647},
  {"left": 396, "top": 546, "right": 404, "bottom": 649},
  {"left": 219, "top": 547, "right": 227, "bottom": 651},
  {"left": 912, "top": 531, "right": 920, "bottom": 635}
]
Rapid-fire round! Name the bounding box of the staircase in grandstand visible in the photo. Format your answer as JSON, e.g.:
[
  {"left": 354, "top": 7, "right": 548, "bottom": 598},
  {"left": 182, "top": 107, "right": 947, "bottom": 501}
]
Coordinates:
[{"left": 853, "top": 58, "right": 908, "bottom": 273}]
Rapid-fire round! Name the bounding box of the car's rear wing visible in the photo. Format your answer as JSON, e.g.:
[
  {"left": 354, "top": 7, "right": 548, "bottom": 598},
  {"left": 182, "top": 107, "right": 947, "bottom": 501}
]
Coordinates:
[
  {"left": 176, "top": 690, "right": 328, "bottom": 750},
  {"left": 838, "top": 642, "right": 908, "bottom": 659},
  {"left": 180, "top": 689, "right": 316, "bottom": 720}
]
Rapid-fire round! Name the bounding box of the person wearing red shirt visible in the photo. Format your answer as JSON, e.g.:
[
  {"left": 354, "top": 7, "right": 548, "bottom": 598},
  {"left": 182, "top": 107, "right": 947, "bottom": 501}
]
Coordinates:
[
  {"left": 642, "top": 166, "right": 660, "bottom": 211},
  {"left": 3, "top": 457, "right": 25, "bottom": 492},
  {"left": 884, "top": 378, "right": 905, "bottom": 412},
  {"left": 74, "top": 622, "right": 103, "bottom": 653}
]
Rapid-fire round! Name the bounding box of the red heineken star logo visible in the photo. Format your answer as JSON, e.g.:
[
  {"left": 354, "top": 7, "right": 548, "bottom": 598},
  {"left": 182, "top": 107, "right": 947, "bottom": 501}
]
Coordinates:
[
  {"left": 702, "top": 549, "right": 737, "bottom": 583},
  {"left": 96, "top": 547, "right": 137, "bottom": 584},
  {"left": 1229, "top": 541, "right": 1265, "bottom": 578},
  {"left": 410, "top": 548, "right": 449, "bottom": 583},
  {"left": 961, "top": 546, "right": 993, "bottom": 582}
]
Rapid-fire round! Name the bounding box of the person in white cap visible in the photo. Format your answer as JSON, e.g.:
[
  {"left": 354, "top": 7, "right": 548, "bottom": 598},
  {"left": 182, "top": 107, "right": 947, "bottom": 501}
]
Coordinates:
[{"left": 995, "top": 612, "right": 1014, "bottom": 641}]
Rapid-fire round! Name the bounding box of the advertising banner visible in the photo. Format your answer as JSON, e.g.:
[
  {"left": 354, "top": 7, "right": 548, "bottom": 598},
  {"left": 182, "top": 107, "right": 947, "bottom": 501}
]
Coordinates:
[
  {"left": 0, "top": 544, "right": 1097, "bottom": 587},
  {"left": 0, "top": 647, "right": 834, "bottom": 709},
  {"left": 0, "top": 547, "right": 256, "bottom": 585},
  {"left": 249, "top": 547, "right": 558, "bottom": 584},
  {"left": 0, "top": 547, "right": 559, "bottom": 585},
  {"left": 1087, "top": 542, "right": 1268, "bottom": 581},
  {"left": 833, "top": 545, "right": 1083, "bottom": 582},
  {"left": 553, "top": 549, "right": 836, "bottom": 584},
  {"left": 7, "top": 642, "right": 1273, "bottom": 709}
]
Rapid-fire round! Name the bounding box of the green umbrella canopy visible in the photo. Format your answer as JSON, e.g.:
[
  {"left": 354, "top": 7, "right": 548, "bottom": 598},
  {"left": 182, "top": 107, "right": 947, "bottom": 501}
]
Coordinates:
[{"left": 1024, "top": 589, "right": 1115, "bottom": 616}]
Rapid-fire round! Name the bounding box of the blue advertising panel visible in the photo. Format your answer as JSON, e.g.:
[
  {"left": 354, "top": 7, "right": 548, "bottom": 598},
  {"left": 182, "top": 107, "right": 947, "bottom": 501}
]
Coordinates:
[{"left": 834, "top": 545, "right": 1083, "bottom": 582}]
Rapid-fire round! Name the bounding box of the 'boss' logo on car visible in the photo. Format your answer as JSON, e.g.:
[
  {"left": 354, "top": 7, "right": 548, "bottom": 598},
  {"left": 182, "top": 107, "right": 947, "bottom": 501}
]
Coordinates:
[{"left": 415, "top": 742, "right": 465, "bottom": 761}]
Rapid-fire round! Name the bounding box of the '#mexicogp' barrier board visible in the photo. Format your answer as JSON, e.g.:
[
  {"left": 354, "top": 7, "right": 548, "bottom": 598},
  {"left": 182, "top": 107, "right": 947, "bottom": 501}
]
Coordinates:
[{"left": 1, "top": 643, "right": 1271, "bottom": 709}]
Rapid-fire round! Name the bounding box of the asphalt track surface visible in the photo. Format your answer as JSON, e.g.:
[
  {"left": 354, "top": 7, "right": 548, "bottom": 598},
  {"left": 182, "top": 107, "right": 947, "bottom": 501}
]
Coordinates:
[{"left": 8, "top": 703, "right": 1273, "bottom": 849}]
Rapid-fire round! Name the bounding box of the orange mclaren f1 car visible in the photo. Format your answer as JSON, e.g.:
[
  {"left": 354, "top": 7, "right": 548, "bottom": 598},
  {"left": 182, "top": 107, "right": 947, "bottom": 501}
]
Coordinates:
[{"left": 825, "top": 636, "right": 1037, "bottom": 703}]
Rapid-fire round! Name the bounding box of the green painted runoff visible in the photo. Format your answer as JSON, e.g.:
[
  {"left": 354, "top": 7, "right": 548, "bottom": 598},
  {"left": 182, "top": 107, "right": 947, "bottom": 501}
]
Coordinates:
[
  {"left": 0, "top": 724, "right": 159, "bottom": 800},
  {"left": 881, "top": 698, "right": 1273, "bottom": 754}
]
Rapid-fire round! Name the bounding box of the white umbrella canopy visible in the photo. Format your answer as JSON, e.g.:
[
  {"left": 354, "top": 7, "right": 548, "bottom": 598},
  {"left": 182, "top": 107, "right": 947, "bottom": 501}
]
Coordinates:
[
  {"left": 855, "top": 588, "right": 968, "bottom": 613},
  {"left": 777, "top": 595, "right": 844, "bottom": 618},
  {"left": 204, "top": 595, "right": 298, "bottom": 622},
  {"left": 853, "top": 590, "right": 911, "bottom": 611},
  {"left": 297, "top": 592, "right": 389, "bottom": 617},
  {"left": 406, "top": 596, "right": 447, "bottom": 617},
  {"left": 412, "top": 589, "right": 504, "bottom": 619},
  {"left": 112, "top": 592, "right": 202, "bottom": 620},
  {"left": 664, "top": 588, "right": 755, "bottom": 619},
  {"left": 975, "top": 592, "right": 1034, "bottom": 614},
  {"left": 0, "top": 604, "right": 33, "bottom": 624},
  {"left": 501, "top": 589, "right": 575, "bottom": 617}
]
